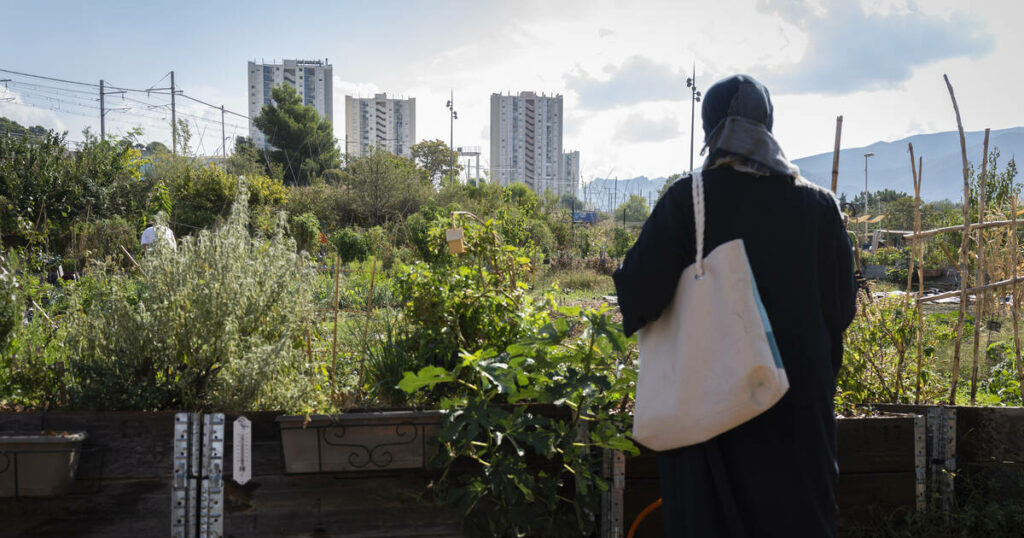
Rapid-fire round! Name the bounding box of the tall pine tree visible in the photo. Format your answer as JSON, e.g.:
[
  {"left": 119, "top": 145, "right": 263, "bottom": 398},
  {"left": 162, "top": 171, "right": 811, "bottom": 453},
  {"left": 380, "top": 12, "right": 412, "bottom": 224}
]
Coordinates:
[{"left": 253, "top": 85, "right": 340, "bottom": 185}]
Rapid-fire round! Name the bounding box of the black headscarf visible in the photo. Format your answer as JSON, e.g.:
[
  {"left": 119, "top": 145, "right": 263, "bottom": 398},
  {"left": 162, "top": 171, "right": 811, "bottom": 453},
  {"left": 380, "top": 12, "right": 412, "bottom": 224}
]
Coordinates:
[{"left": 701, "top": 75, "right": 796, "bottom": 177}]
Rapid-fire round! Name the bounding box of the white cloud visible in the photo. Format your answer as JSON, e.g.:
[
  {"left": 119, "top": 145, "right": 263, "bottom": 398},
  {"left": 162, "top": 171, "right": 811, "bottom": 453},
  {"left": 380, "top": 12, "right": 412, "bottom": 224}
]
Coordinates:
[{"left": 615, "top": 113, "right": 682, "bottom": 143}]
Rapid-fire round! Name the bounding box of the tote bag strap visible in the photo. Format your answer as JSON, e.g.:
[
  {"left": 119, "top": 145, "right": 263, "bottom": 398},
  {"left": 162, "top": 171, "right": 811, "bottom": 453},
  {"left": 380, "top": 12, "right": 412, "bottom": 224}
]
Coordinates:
[{"left": 691, "top": 170, "right": 705, "bottom": 277}]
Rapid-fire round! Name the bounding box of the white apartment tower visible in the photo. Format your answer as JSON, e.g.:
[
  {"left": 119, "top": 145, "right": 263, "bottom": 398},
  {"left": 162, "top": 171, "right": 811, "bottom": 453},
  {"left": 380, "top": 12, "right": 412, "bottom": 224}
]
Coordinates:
[
  {"left": 247, "top": 59, "right": 333, "bottom": 148},
  {"left": 345, "top": 94, "right": 416, "bottom": 158},
  {"left": 490, "top": 92, "right": 564, "bottom": 194},
  {"left": 561, "top": 150, "right": 581, "bottom": 198}
]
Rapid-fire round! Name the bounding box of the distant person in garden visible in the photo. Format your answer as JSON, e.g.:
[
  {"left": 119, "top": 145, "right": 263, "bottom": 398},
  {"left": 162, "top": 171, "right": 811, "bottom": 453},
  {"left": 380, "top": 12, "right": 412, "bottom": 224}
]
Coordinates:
[
  {"left": 141, "top": 221, "right": 176, "bottom": 251},
  {"left": 613, "top": 74, "right": 856, "bottom": 537}
]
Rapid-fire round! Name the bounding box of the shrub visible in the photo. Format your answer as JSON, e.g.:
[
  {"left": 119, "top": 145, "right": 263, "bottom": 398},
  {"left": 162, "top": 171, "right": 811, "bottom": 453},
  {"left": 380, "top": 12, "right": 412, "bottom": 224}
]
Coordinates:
[
  {"left": 557, "top": 268, "right": 607, "bottom": 292},
  {"left": 396, "top": 218, "right": 546, "bottom": 371},
  {"left": 399, "top": 304, "right": 637, "bottom": 537},
  {"left": 609, "top": 227, "right": 634, "bottom": 258},
  {"left": 0, "top": 129, "right": 150, "bottom": 251},
  {"left": 67, "top": 180, "right": 322, "bottom": 411},
  {"left": 0, "top": 268, "right": 19, "bottom": 352},
  {"left": 290, "top": 212, "right": 321, "bottom": 254},
  {"left": 332, "top": 228, "right": 371, "bottom": 263}
]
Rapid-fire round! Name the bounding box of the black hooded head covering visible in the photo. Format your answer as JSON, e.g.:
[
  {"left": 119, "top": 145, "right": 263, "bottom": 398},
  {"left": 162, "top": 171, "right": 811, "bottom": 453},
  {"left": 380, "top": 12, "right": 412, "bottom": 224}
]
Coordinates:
[{"left": 700, "top": 74, "right": 796, "bottom": 177}]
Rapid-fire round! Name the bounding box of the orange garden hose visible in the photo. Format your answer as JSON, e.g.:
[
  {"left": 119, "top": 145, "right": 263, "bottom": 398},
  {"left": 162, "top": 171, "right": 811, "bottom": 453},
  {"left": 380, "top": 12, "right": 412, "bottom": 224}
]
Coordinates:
[{"left": 627, "top": 497, "right": 663, "bottom": 538}]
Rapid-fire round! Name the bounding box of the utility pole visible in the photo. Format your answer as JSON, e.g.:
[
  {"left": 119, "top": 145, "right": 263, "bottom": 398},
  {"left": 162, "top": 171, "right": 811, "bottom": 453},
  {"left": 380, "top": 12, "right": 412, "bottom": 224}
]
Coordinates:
[
  {"left": 170, "top": 71, "right": 176, "bottom": 155},
  {"left": 613, "top": 176, "right": 618, "bottom": 217},
  {"left": 864, "top": 152, "right": 875, "bottom": 238},
  {"left": 446, "top": 90, "right": 457, "bottom": 187},
  {"left": 686, "top": 64, "right": 702, "bottom": 173},
  {"left": 221, "top": 105, "right": 226, "bottom": 160},
  {"left": 99, "top": 80, "right": 105, "bottom": 139}
]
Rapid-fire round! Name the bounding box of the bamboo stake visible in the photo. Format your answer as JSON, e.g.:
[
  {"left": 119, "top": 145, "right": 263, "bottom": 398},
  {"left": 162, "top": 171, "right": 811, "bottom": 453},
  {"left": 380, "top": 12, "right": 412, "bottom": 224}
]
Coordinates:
[
  {"left": 910, "top": 147, "right": 925, "bottom": 403},
  {"left": 902, "top": 219, "right": 1024, "bottom": 240},
  {"left": 1013, "top": 190, "right": 1024, "bottom": 393},
  {"left": 969, "top": 129, "right": 991, "bottom": 404},
  {"left": 896, "top": 143, "right": 919, "bottom": 400},
  {"left": 330, "top": 254, "right": 341, "bottom": 405},
  {"left": 119, "top": 244, "right": 146, "bottom": 276},
  {"left": 919, "top": 275, "right": 1024, "bottom": 303},
  {"left": 945, "top": 74, "right": 972, "bottom": 405},
  {"left": 831, "top": 115, "right": 844, "bottom": 194}
]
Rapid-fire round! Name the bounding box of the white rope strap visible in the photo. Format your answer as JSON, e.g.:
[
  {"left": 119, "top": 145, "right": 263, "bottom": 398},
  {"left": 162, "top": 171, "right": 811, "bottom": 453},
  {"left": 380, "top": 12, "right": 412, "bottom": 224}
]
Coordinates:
[{"left": 692, "top": 171, "right": 705, "bottom": 278}]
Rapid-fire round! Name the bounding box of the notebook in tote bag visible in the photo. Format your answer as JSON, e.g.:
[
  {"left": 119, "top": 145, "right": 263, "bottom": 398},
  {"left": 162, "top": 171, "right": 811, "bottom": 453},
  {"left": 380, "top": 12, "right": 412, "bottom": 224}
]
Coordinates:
[{"left": 633, "top": 171, "right": 788, "bottom": 452}]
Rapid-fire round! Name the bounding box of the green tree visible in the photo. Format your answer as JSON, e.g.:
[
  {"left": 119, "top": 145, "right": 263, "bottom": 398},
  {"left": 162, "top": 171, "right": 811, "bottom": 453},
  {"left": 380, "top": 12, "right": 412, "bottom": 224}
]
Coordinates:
[
  {"left": 616, "top": 194, "right": 649, "bottom": 223},
  {"left": 227, "top": 136, "right": 284, "bottom": 180},
  {"left": 253, "top": 85, "right": 340, "bottom": 185},
  {"left": 340, "top": 149, "right": 432, "bottom": 225},
  {"left": 0, "top": 116, "right": 47, "bottom": 138},
  {"left": 658, "top": 173, "right": 683, "bottom": 199},
  {"left": 969, "top": 147, "right": 1018, "bottom": 215},
  {"left": 0, "top": 128, "right": 150, "bottom": 251},
  {"left": 410, "top": 139, "right": 463, "bottom": 185}
]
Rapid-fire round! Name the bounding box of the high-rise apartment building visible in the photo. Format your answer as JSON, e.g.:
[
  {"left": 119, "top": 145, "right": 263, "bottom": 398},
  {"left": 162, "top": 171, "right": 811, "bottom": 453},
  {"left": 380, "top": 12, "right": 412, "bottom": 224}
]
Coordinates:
[
  {"left": 490, "top": 92, "right": 564, "bottom": 194},
  {"left": 247, "top": 59, "right": 333, "bottom": 148},
  {"left": 344, "top": 94, "right": 416, "bottom": 158},
  {"left": 560, "top": 150, "right": 581, "bottom": 198}
]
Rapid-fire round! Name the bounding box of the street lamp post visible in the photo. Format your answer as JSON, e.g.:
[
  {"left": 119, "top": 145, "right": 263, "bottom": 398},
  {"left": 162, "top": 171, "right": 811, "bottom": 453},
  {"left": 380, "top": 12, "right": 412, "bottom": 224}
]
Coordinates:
[
  {"left": 864, "top": 152, "right": 875, "bottom": 239},
  {"left": 446, "top": 90, "right": 458, "bottom": 187},
  {"left": 686, "top": 64, "right": 702, "bottom": 174}
]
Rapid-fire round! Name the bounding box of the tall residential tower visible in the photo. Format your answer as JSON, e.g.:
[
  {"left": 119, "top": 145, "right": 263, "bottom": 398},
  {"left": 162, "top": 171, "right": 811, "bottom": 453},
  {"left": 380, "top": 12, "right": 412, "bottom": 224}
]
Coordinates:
[
  {"left": 490, "top": 92, "right": 566, "bottom": 195},
  {"left": 344, "top": 94, "right": 416, "bottom": 158},
  {"left": 247, "top": 59, "right": 333, "bottom": 148}
]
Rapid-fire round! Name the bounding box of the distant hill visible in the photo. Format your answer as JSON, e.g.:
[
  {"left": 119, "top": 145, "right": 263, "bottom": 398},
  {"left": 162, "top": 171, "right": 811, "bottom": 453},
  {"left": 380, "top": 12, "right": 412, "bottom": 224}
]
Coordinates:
[
  {"left": 579, "top": 127, "right": 1023, "bottom": 211},
  {"left": 793, "top": 127, "right": 1024, "bottom": 202},
  {"left": 580, "top": 176, "right": 669, "bottom": 212}
]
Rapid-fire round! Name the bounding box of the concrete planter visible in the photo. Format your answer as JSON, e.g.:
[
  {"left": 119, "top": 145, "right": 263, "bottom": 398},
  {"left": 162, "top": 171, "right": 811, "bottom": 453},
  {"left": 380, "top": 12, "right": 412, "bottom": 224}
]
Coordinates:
[
  {"left": 276, "top": 411, "right": 443, "bottom": 473},
  {"left": 0, "top": 431, "right": 87, "bottom": 497}
]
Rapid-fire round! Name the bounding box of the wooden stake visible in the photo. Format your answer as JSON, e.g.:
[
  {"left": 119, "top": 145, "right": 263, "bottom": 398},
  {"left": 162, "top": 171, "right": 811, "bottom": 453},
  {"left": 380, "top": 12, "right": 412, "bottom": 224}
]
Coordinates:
[
  {"left": 119, "top": 245, "right": 146, "bottom": 277},
  {"left": 1013, "top": 190, "right": 1024, "bottom": 394},
  {"left": 944, "top": 74, "right": 971, "bottom": 405},
  {"left": 910, "top": 147, "right": 925, "bottom": 403},
  {"left": 969, "top": 128, "right": 991, "bottom": 404},
  {"left": 330, "top": 254, "right": 341, "bottom": 406},
  {"left": 831, "top": 115, "right": 844, "bottom": 194},
  {"left": 903, "top": 219, "right": 1024, "bottom": 240},
  {"left": 919, "top": 275, "right": 1024, "bottom": 303}
]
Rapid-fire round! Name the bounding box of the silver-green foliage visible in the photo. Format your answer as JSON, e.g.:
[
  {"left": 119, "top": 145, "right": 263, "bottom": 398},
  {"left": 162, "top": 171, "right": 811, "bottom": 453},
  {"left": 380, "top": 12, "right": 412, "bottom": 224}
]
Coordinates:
[{"left": 68, "top": 180, "right": 324, "bottom": 411}]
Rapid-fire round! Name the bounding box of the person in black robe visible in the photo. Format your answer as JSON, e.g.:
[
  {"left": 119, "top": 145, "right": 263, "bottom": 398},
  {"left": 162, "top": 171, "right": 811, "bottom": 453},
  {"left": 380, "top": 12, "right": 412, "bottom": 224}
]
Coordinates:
[{"left": 613, "top": 74, "right": 857, "bottom": 537}]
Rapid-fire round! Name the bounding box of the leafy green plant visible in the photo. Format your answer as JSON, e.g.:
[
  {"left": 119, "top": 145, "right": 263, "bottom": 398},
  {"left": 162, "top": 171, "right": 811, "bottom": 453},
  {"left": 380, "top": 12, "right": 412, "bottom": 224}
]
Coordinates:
[
  {"left": 609, "top": 227, "right": 634, "bottom": 258},
  {"left": 290, "top": 212, "right": 321, "bottom": 254},
  {"left": 66, "top": 179, "right": 323, "bottom": 411},
  {"left": 332, "top": 227, "right": 370, "bottom": 263},
  {"left": 396, "top": 217, "right": 546, "bottom": 371},
  {"left": 399, "top": 304, "right": 637, "bottom": 537}
]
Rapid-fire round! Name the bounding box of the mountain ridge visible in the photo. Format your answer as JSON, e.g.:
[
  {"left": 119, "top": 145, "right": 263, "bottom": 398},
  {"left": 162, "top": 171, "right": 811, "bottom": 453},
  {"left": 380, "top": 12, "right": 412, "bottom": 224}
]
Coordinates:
[{"left": 581, "top": 127, "right": 1023, "bottom": 209}]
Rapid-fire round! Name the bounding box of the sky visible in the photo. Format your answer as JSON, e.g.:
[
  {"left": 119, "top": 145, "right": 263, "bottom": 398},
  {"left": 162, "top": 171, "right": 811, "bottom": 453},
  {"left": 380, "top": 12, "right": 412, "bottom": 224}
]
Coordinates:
[{"left": 1, "top": 0, "right": 1020, "bottom": 183}]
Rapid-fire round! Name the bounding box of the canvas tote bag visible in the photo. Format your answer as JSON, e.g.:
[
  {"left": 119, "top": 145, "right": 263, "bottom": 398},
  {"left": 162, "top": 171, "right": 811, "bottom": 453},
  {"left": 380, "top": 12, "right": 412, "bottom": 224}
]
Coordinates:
[{"left": 633, "top": 171, "right": 788, "bottom": 451}]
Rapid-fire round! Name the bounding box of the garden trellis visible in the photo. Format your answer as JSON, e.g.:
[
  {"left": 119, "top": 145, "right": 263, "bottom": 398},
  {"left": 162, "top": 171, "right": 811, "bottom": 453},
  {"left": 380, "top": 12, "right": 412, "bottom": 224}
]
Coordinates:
[{"left": 882, "top": 76, "right": 1024, "bottom": 405}]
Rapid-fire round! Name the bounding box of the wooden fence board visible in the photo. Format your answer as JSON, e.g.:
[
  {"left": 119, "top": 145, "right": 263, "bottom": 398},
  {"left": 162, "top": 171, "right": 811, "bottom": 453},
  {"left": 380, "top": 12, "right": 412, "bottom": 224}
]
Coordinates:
[
  {"left": 37, "top": 411, "right": 176, "bottom": 479},
  {"left": 837, "top": 416, "right": 918, "bottom": 473},
  {"left": 224, "top": 473, "right": 462, "bottom": 537},
  {"left": 0, "top": 478, "right": 168, "bottom": 538}
]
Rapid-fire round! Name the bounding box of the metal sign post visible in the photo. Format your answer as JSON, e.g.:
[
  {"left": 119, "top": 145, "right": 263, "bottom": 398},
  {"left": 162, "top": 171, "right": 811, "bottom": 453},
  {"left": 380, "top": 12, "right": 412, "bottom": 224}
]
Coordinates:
[{"left": 172, "top": 413, "right": 225, "bottom": 538}]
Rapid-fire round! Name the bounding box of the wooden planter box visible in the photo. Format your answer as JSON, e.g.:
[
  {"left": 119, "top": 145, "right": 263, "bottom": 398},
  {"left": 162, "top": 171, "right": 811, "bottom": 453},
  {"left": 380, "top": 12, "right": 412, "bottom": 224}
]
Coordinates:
[
  {"left": 276, "top": 411, "right": 444, "bottom": 473},
  {"left": 0, "top": 431, "right": 88, "bottom": 497},
  {"left": 622, "top": 413, "right": 926, "bottom": 537}
]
